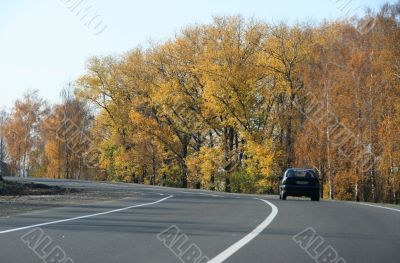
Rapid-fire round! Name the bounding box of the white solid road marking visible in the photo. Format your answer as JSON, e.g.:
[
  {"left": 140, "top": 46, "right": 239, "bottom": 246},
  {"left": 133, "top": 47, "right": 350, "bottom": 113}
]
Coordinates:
[
  {"left": 208, "top": 198, "right": 278, "bottom": 263},
  {"left": 0, "top": 195, "right": 173, "bottom": 235},
  {"left": 356, "top": 202, "right": 400, "bottom": 212}
]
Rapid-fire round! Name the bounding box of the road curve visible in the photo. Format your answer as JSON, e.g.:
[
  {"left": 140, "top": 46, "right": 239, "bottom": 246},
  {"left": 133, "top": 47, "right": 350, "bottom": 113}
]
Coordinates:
[{"left": 0, "top": 178, "right": 399, "bottom": 263}]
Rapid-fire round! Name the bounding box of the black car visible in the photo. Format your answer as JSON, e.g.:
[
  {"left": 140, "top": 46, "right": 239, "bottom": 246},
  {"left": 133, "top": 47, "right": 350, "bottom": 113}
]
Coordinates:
[{"left": 279, "top": 168, "right": 320, "bottom": 201}]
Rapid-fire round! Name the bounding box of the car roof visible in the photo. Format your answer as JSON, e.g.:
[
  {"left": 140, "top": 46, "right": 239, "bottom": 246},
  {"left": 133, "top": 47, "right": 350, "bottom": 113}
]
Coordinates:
[
  {"left": 284, "top": 168, "right": 318, "bottom": 178},
  {"left": 286, "top": 168, "right": 314, "bottom": 172}
]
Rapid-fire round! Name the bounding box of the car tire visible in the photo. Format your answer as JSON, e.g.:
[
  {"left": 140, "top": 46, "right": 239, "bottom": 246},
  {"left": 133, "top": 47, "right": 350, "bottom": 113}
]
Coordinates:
[
  {"left": 281, "top": 191, "right": 287, "bottom": 200},
  {"left": 311, "top": 195, "right": 320, "bottom": 201}
]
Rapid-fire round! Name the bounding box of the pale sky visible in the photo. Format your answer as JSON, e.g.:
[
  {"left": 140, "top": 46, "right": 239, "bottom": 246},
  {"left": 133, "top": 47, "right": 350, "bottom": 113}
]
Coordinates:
[{"left": 0, "top": 0, "right": 394, "bottom": 109}]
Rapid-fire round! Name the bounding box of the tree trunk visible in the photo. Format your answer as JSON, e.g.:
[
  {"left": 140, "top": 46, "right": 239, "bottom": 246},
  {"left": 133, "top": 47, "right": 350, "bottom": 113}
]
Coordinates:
[
  {"left": 222, "top": 127, "right": 235, "bottom": 192},
  {"left": 180, "top": 135, "right": 189, "bottom": 188},
  {"left": 286, "top": 117, "right": 294, "bottom": 168},
  {"left": 181, "top": 163, "right": 188, "bottom": 188},
  {"left": 225, "top": 177, "right": 231, "bottom": 193},
  {"left": 151, "top": 137, "right": 156, "bottom": 185},
  {"left": 210, "top": 175, "right": 215, "bottom": 191}
]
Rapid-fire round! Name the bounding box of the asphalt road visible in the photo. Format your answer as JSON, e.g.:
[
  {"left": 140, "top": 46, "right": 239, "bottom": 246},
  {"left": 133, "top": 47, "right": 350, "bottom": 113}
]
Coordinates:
[{"left": 0, "top": 178, "right": 399, "bottom": 263}]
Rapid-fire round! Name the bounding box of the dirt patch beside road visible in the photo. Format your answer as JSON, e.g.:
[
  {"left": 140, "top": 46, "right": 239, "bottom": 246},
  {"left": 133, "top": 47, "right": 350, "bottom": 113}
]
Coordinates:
[
  {"left": 0, "top": 180, "right": 131, "bottom": 217},
  {"left": 0, "top": 180, "right": 76, "bottom": 196}
]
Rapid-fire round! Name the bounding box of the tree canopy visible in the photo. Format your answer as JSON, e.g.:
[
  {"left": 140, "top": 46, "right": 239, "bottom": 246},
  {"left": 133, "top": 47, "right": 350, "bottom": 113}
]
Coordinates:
[{"left": 2, "top": 2, "right": 400, "bottom": 203}]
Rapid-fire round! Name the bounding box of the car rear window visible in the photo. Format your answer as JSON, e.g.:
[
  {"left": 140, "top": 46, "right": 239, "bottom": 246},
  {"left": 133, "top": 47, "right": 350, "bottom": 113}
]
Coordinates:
[{"left": 287, "top": 170, "right": 316, "bottom": 178}]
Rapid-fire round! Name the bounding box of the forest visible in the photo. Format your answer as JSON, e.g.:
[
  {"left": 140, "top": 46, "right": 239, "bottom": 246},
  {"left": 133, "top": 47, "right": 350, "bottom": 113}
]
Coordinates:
[{"left": 0, "top": 2, "right": 399, "bottom": 203}]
